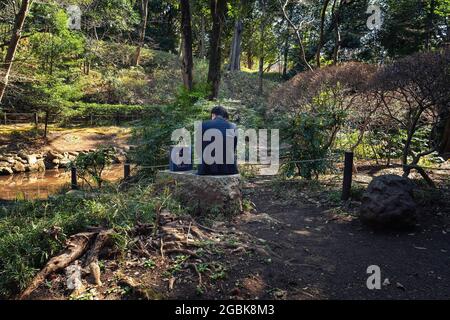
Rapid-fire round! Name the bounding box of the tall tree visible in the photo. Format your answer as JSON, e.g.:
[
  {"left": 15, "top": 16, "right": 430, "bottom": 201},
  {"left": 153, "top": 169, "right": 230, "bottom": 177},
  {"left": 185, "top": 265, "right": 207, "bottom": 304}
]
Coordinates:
[
  {"left": 316, "top": 0, "right": 331, "bottom": 67},
  {"left": 278, "top": 0, "right": 314, "bottom": 71},
  {"left": 228, "top": 19, "right": 243, "bottom": 71},
  {"left": 0, "top": 0, "right": 30, "bottom": 104},
  {"left": 199, "top": 15, "right": 207, "bottom": 58},
  {"left": 331, "top": 0, "right": 342, "bottom": 64},
  {"left": 133, "top": 0, "right": 149, "bottom": 66},
  {"left": 242, "top": 8, "right": 258, "bottom": 70},
  {"left": 258, "top": 0, "right": 267, "bottom": 94},
  {"left": 207, "top": 0, "right": 227, "bottom": 100},
  {"left": 180, "top": 0, "right": 194, "bottom": 90},
  {"left": 228, "top": 0, "right": 247, "bottom": 71},
  {"left": 282, "top": 33, "right": 289, "bottom": 77}
]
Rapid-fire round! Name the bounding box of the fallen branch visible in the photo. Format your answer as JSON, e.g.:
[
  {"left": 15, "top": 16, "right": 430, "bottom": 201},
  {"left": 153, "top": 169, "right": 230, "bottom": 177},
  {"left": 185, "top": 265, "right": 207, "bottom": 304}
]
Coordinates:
[{"left": 165, "top": 248, "right": 200, "bottom": 259}]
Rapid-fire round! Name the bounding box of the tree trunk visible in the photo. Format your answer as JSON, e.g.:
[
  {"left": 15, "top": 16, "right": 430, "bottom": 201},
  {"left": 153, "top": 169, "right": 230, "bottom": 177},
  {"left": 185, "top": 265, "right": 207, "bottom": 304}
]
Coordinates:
[
  {"left": 133, "top": 0, "right": 149, "bottom": 66},
  {"left": 207, "top": 0, "right": 227, "bottom": 100},
  {"left": 0, "top": 0, "right": 30, "bottom": 103},
  {"left": 440, "top": 115, "right": 450, "bottom": 159},
  {"left": 228, "top": 20, "right": 243, "bottom": 71},
  {"left": 427, "top": 0, "right": 436, "bottom": 50},
  {"left": 332, "top": 0, "right": 342, "bottom": 65},
  {"left": 258, "top": 55, "right": 264, "bottom": 94},
  {"left": 279, "top": 0, "right": 313, "bottom": 71},
  {"left": 316, "top": 0, "right": 330, "bottom": 68},
  {"left": 282, "top": 33, "right": 289, "bottom": 78},
  {"left": 83, "top": 59, "right": 90, "bottom": 75},
  {"left": 44, "top": 111, "right": 49, "bottom": 139},
  {"left": 199, "top": 15, "right": 207, "bottom": 58},
  {"left": 247, "top": 50, "right": 253, "bottom": 69},
  {"left": 180, "top": 0, "right": 194, "bottom": 90},
  {"left": 258, "top": 0, "right": 267, "bottom": 94}
]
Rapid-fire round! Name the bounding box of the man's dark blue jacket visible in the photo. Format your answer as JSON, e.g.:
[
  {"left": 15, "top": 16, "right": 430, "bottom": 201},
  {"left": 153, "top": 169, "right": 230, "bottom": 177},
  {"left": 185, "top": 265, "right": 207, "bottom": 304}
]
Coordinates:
[{"left": 197, "top": 117, "right": 238, "bottom": 175}]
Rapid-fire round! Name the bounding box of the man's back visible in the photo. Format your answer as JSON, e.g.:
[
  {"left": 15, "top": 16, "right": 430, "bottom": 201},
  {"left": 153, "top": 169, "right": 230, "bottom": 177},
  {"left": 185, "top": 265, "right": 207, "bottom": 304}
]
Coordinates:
[{"left": 197, "top": 117, "right": 238, "bottom": 175}]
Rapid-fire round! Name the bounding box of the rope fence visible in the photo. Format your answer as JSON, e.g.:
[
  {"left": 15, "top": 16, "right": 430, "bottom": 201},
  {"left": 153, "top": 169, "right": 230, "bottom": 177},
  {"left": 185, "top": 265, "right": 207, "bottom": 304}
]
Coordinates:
[
  {"left": 66, "top": 152, "right": 366, "bottom": 200},
  {"left": 66, "top": 151, "right": 449, "bottom": 196}
]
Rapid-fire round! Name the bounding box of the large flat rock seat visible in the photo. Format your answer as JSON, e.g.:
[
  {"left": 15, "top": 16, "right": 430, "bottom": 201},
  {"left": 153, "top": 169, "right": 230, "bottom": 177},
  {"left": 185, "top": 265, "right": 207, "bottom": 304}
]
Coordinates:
[{"left": 156, "top": 170, "right": 242, "bottom": 217}]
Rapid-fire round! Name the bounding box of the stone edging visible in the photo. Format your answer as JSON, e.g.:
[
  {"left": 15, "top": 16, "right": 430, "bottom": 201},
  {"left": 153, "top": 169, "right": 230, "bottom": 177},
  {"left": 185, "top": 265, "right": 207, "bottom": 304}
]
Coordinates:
[{"left": 0, "top": 147, "right": 128, "bottom": 175}]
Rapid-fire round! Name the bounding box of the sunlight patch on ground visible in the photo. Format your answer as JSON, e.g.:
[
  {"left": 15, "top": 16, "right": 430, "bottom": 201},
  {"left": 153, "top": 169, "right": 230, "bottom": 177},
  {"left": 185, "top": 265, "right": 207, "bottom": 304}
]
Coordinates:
[{"left": 293, "top": 229, "right": 312, "bottom": 236}]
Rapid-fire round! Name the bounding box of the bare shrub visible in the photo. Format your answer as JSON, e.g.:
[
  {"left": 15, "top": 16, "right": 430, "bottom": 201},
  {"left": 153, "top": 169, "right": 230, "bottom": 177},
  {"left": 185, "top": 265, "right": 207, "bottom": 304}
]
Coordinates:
[{"left": 373, "top": 48, "right": 450, "bottom": 182}]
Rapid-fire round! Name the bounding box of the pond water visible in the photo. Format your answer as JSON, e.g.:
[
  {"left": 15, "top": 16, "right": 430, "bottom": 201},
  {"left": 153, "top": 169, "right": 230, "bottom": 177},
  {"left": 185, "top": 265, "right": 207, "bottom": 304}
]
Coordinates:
[{"left": 0, "top": 164, "right": 125, "bottom": 200}]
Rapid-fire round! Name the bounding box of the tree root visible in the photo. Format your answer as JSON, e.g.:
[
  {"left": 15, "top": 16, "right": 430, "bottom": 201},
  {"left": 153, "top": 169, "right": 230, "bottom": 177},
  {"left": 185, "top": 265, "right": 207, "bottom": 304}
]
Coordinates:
[
  {"left": 19, "top": 232, "right": 97, "bottom": 300},
  {"left": 84, "top": 229, "right": 114, "bottom": 268},
  {"left": 160, "top": 238, "right": 165, "bottom": 259},
  {"left": 116, "top": 273, "right": 160, "bottom": 299},
  {"left": 83, "top": 229, "right": 114, "bottom": 287},
  {"left": 19, "top": 228, "right": 115, "bottom": 299},
  {"left": 184, "top": 263, "right": 203, "bottom": 288},
  {"left": 168, "top": 277, "right": 176, "bottom": 291},
  {"left": 165, "top": 248, "right": 200, "bottom": 259}
]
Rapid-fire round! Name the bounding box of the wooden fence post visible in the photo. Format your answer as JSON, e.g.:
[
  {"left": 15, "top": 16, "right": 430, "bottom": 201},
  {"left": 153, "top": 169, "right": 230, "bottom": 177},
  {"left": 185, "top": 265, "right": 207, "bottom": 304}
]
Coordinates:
[
  {"left": 71, "top": 166, "right": 78, "bottom": 190},
  {"left": 3, "top": 113, "right": 6, "bottom": 125},
  {"left": 341, "top": 151, "right": 354, "bottom": 201},
  {"left": 124, "top": 162, "right": 130, "bottom": 179},
  {"left": 34, "top": 113, "right": 38, "bottom": 126}
]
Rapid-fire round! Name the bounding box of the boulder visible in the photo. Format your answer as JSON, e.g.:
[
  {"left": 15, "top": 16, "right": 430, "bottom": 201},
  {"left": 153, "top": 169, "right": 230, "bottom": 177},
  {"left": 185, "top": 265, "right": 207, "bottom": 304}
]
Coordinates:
[
  {"left": 17, "top": 151, "right": 28, "bottom": 160},
  {"left": 59, "top": 159, "right": 71, "bottom": 168},
  {"left": 111, "top": 154, "right": 127, "bottom": 164},
  {"left": 0, "top": 167, "right": 13, "bottom": 175},
  {"left": 45, "top": 158, "right": 60, "bottom": 169},
  {"left": 28, "top": 159, "right": 46, "bottom": 172},
  {"left": 45, "top": 150, "right": 63, "bottom": 161},
  {"left": 12, "top": 162, "right": 26, "bottom": 173},
  {"left": 26, "top": 154, "right": 38, "bottom": 165},
  {"left": 156, "top": 170, "right": 243, "bottom": 217},
  {"left": 360, "top": 174, "right": 417, "bottom": 229},
  {"left": 14, "top": 156, "right": 27, "bottom": 164}
]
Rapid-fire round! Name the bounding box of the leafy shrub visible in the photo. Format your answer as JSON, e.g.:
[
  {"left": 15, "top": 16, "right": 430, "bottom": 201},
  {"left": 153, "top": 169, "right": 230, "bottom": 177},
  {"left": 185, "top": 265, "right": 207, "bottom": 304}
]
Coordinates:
[
  {"left": 71, "top": 149, "right": 114, "bottom": 188},
  {"left": 281, "top": 111, "right": 339, "bottom": 179},
  {"left": 130, "top": 84, "right": 211, "bottom": 175},
  {"left": 67, "top": 102, "right": 156, "bottom": 116}
]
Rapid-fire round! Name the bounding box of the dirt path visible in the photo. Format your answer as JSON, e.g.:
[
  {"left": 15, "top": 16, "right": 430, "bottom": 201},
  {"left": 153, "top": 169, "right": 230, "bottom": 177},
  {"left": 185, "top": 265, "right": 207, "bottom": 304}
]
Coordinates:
[
  {"left": 25, "top": 175, "right": 450, "bottom": 300},
  {"left": 0, "top": 125, "right": 131, "bottom": 154},
  {"left": 44, "top": 127, "right": 131, "bottom": 153},
  {"left": 233, "top": 177, "right": 450, "bottom": 300}
]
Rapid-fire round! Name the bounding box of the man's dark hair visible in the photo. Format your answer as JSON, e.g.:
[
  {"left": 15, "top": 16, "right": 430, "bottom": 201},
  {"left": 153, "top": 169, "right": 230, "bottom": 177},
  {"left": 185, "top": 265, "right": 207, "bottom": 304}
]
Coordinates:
[{"left": 211, "top": 106, "right": 229, "bottom": 119}]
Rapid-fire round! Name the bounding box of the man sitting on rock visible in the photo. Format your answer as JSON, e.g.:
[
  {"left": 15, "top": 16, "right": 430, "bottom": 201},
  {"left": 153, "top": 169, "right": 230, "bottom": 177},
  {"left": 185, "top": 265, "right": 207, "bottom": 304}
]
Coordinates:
[{"left": 197, "top": 106, "right": 238, "bottom": 175}]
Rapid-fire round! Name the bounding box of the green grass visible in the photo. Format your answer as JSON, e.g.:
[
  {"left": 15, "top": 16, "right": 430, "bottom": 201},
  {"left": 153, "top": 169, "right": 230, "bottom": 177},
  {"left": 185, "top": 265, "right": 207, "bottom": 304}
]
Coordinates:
[{"left": 0, "top": 180, "right": 182, "bottom": 299}]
